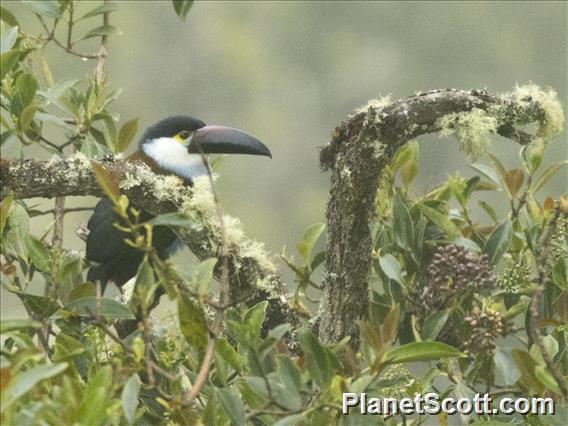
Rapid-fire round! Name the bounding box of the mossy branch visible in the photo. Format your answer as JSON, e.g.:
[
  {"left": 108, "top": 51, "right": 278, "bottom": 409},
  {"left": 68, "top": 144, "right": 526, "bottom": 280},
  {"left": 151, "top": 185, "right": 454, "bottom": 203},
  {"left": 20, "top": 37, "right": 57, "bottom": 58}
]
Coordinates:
[
  {"left": 317, "top": 85, "right": 563, "bottom": 345},
  {"left": 0, "top": 155, "right": 299, "bottom": 335}
]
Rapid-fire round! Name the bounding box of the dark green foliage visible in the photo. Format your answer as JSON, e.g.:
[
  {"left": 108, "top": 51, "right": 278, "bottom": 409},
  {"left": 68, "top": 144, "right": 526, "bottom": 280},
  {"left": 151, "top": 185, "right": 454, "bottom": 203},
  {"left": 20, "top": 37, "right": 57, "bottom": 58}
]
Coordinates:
[{"left": 1, "top": 2, "right": 567, "bottom": 425}]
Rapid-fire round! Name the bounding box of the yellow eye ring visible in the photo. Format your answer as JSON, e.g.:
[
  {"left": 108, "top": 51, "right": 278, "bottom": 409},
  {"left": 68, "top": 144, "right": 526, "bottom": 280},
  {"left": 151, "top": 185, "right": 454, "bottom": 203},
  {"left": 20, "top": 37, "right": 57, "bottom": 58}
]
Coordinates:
[{"left": 174, "top": 130, "right": 191, "bottom": 143}]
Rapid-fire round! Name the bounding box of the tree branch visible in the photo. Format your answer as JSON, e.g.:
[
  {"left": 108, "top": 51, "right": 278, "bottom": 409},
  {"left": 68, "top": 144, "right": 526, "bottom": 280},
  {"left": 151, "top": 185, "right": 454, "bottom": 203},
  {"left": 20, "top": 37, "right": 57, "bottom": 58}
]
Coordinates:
[
  {"left": 317, "top": 86, "right": 563, "bottom": 346},
  {"left": 0, "top": 155, "right": 300, "bottom": 338}
]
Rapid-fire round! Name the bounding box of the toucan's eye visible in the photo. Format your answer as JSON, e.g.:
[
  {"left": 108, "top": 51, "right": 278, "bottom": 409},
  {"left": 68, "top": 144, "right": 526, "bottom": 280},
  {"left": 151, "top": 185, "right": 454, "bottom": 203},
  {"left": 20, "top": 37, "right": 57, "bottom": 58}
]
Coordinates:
[{"left": 173, "top": 130, "right": 191, "bottom": 144}]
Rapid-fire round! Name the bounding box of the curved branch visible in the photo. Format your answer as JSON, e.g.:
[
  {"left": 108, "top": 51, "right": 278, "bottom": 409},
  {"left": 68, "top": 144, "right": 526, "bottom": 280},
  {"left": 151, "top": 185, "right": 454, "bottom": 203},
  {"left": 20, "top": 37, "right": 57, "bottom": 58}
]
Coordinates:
[
  {"left": 0, "top": 155, "right": 299, "bottom": 336},
  {"left": 317, "top": 86, "right": 563, "bottom": 345}
]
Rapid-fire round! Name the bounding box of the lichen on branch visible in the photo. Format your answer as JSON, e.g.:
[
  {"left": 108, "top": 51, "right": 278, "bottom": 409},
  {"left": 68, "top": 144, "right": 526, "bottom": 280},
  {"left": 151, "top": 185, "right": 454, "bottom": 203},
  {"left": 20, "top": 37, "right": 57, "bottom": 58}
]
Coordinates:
[
  {"left": 0, "top": 154, "right": 298, "bottom": 332},
  {"left": 317, "top": 84, "right": 564, "bottom": 346}
]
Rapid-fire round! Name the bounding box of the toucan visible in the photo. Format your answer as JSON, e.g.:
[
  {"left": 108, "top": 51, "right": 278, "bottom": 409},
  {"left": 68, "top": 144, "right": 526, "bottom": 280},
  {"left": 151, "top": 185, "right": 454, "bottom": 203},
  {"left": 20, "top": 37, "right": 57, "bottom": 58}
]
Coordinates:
[{"left": 86, "top": 115, "right": 271, "bottom": 291}]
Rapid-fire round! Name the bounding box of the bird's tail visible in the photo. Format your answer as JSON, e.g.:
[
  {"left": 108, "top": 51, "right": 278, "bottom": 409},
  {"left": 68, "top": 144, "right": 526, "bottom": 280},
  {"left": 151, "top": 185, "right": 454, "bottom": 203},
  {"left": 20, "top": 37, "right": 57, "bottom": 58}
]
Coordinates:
[{"left": 87, "top": 264, "right": 109, "bottom": 292}]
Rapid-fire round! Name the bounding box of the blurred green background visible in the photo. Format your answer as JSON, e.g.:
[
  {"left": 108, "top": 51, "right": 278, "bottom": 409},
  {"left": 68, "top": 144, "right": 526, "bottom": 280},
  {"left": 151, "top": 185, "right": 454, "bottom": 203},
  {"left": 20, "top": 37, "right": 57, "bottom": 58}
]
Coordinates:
[{"left": 2, "top": 1, "right": 566, "bottom": 315}]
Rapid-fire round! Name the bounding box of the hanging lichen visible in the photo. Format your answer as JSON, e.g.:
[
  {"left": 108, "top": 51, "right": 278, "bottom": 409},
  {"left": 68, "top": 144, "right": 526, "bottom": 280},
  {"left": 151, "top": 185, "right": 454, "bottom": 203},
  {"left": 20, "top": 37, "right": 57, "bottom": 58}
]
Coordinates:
[
  {"left": 437, "top": 108, "right": 498, "bottom": 159},
  {"left": 512, "top": 84, "right": 564, "bottom": 142}
]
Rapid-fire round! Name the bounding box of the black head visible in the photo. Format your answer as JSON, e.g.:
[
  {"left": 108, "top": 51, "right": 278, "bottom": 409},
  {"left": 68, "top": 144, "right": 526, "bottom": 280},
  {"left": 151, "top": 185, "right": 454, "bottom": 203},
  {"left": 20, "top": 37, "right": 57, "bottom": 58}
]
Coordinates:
[{"left": 138, "top": 116, "right": 206, "bottom": 146}]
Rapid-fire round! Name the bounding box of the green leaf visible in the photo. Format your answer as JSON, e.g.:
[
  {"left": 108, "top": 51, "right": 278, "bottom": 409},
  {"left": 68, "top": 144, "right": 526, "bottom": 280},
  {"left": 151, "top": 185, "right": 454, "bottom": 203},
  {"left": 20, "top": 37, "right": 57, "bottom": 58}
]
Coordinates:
[
  {"left": 453, "top": 237, "right": 482, "bottom": 253},
  {"left": 216, "top": 338, "right": 242, "bottom": 373},
  {"left": 296, "top": 223, "right": 325, "bottom": 261},
  {"left": 422, "top": 310, "right": 449, "bottom": 341},
  {"left": 6, "top": 291, "right": 61, "bottom": 319},
  {"left": 470, "top": 162, "right": 502, "bottom": 187},
  {"left": 121, "top": 374, "right": 141, "bottom": 425},
  {"left": 417, "top": 203, "right": 461, "bottom": 240},
  {"left": 478, "top": 200, "right": 498, "bottom": 223},
  {"left": 189, "top": 257, "right": 218, "bottom": 296},
  {"left": 117, "top": 118, "right": 139, "bottom": 153},
  {"left": 276, "top": 355, "right": 302, "bottom": 394},
  {"left": 533, "top": 160, "right": 567, "bottom": 193},
  {"left": 82, "top": 136, "right": 111, "bottom": 158},
  {"left": 172, "top": 0, "right": 194, "bottom": 21},
  {"left": 521, "top": 140, "right": 545, "bottom": 174},
  {"left": 15, "top": 72, "right": 38, "bottom": 110},
  {"left": 385, "top": 342, "right": 465, "bottom": 364},
  {"left": 0, "top": 319, "right": 41, "bottom": 333},
  {"left": 378, "top": 253, "right": 402, "bottom": 284},
  {"left": 392, "top": 192, "right": 414, "bottom": 249},
  {"left": 217, "top": 387, "right": 245, "bottom": 426},
  {"left": 0, "top": 49, "right": 26, "bottom": 79},
  {"left": 80, "top": 2, "right": 118, "bottom": 20},
  {"left": 512, "top": 349, "right": 545, "bottom": 393},
  {"left": 25, "top": 234, "right": 51, "bottom": 272},
  {"left": 399, "top": 140, "right": 419, "bottom": 187},
  {"left": 1, "top": 363, "right": 68, "bottom": 413},
  {"left": 24, "top": 0, "right": 63, "bottom": 19},
  {"left": 504, "top": 168, "right": 524, "bottom": 198},
  {"left": 19, "top": 105, "right": 37, "bottom": 131},
  {"left": 0, "top": 7, "right": 19, "bottom": 27},
  {"left": 148, "top": 212, "right": 200, "bottom": 229},
  {"left": 0, "top": 192, "right": 13, "bottom": 236},
  {"left": 483, "top": 219, "right": 512, "bottom": 266},
  {"left": 77, "top": 365, "right": 112, "bottom": 425},
  {"left": 41, "top": 57, "right": 54, "bottom": 87},
  {"left": 80, "top": 24, "right": 122, "bottom": 41},
  {"left": 243, "top": 300, "right": 268, "bottom": 339},
  {"left": 68, "top": 282, "right": 96, "bottom": 301},
  {"left": 552, "top": 257, "right": 567, "bottom": 290},
  {"left": 299, "top": 331, "right": 334, "bottom": 389},
  {"left": 494, "top": 349, "right": 520, "bottom": 386},
  {"left": 35, "top": 111, "right": 74, "bottom": 129},
  {"left": 52, "top": 333, "right": 84, "bottom": 362},
  {"left": 54, "top": 297, "right": 136, "bottom": 320},
  {"left": 91, "top": 161, "right": 120, "bottom": 201},
  {"left": 133, "top": 260, "right": 158, "bottom": 309},
  {"left": 178, "top": 294, "right": 208, "bottom": 353},
  {"left": 535, "top": 365, "right": 562, "bottom": 395},
  {"left": 463, "top": 176, "right": 480, "bottom": 202},
  {"left": 2, "top": 202, "right": 29, "bottom": 259},
  {"left": 1, "top": 26, "right": 18, "bottom": 54},
  {"left": 99, "top": 112, "right": 118, "bottom": 150},
  {"left": 310, "top": 250, "right": 326, "bottom": 271}
]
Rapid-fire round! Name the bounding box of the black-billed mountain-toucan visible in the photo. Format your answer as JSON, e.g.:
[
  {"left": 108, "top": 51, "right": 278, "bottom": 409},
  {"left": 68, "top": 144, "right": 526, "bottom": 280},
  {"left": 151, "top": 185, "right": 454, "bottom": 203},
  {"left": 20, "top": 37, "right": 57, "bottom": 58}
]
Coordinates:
[{"left": 86, "top": 115, "right": 271, "bottom": 291}]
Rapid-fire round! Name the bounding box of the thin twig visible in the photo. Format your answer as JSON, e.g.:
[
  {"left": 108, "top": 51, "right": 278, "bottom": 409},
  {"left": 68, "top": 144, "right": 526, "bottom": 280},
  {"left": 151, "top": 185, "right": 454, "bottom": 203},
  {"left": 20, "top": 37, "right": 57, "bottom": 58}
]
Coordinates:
[
  {"left": 93, "top": 317, "right": 182, "bottom": 383},
  {"left": 511, "top": 173, "right": 533, "bottom": 220},
  {"left": 183, "top": 147, "right": 230, "bottom": 405},
  {"left": 95, "top": 0, "right": 110, "bottom": 85},
  {"left": 33, "top": 206, "right": 94, "bottom": 216},
  {"left": 36, "top": 14, "right": 98, "bottom": 59}
]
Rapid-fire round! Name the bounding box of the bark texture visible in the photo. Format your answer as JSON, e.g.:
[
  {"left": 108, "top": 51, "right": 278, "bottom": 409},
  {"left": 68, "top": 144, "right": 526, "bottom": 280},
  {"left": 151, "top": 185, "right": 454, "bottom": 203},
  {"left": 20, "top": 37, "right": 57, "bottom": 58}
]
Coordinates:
[{"left": 317, "top": 87, "right": 558, "bottom": 345}]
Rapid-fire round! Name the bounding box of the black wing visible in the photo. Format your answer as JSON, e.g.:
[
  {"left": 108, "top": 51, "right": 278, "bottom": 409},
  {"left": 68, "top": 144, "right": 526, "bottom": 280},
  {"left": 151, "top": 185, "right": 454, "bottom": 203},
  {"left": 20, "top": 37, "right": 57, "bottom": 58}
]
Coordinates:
[{"left": 86, "top": 199, "right": 177, "bottom": 289}]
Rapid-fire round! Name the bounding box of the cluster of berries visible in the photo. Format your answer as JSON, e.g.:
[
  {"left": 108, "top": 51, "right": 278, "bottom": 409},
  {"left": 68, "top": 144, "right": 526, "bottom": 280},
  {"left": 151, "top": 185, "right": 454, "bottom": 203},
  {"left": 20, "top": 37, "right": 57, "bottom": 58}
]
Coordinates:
[
  {"left": 463, "top": 307, "right": 513, "bottom": 355},
  {"left": 420, "top": 244, "right": 496, "bottom": 311},
  {"left": 498, "top": 263, "right": 532, "bottom": 293}
]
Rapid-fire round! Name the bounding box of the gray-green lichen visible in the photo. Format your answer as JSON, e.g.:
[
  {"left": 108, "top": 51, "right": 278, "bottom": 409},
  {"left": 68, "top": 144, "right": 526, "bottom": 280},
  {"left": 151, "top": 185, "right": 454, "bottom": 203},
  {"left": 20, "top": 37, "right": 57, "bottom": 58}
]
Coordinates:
[
  {"left": 355, "top": 95, "right": 392, "bottom": 115},
  {"left": 437, "top": 108, "right": 498, "bottom": 159},
  {"left": 356, "top": 96, "right": 390, "bottom": 162},
  {"left": 436, "top": 84, "right": 564, "bottom": 160},
  {"left": 512, "top": 84, "right": 564, "bottom": 142},
  {"left": 118, "top": 162, "right": 278, "bottom": 275}
]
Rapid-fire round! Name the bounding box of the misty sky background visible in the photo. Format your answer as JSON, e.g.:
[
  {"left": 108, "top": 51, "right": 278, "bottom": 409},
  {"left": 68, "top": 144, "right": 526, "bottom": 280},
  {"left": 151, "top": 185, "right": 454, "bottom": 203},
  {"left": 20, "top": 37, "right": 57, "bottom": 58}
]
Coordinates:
[{"left": 2, "top": 1, "right": 566, "bottom": 316}]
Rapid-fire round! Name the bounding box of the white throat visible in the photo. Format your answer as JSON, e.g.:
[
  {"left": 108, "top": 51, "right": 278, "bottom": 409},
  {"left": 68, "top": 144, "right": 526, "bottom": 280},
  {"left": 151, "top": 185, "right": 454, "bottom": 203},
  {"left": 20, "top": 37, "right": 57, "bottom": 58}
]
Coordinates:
[{"left": 142, "top": 137, "right": 207, "bottom": 181}]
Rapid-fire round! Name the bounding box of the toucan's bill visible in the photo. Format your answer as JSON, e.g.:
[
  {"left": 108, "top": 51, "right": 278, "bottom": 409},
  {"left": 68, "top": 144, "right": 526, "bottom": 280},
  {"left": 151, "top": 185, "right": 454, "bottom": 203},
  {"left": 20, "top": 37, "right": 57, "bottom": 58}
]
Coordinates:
[{"left": 187, "top": 125, "right": 271, "bottom": 158}]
